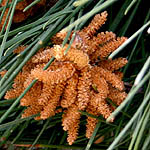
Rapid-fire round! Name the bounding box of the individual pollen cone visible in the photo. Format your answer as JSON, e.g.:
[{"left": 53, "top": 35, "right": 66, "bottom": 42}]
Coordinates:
[
  {"left": 5, "top": 87, "right": 23, "bottom": 99},
  {"left": 96, "top": 67, "right": 124, "bottom": 91},
  {"left": 90, "top": 37, "right": 127, "bottom": 62},
  {"left": 90, "top": 72, "right": 112, "bottom": 120},
  {"left": 98, "top": 57, "right": 128, "bottom": 72},
  {"left": 92, "top": 93, "right": 113, "bottom": 120},
  {"left": 99, "top": 37, "right": 127, "bottom": 58},
  {"left": 86, "top": 104, "right": 99, "bottom": 138},
  {"left": 61, "top": 73, "right": 78, "bottom": 108},
  {"left": 77, "top": 67, "right": 92, "bottom": 110},
  {"left": 80, "top": 11, "right": 108, "bottom": 39},
  {"left": 90, "top": 76, "right": 109, "bottom": 108},
  {"left": 4, "top": 72, "right": 27, "bottom": 99},
  {"left": 62, "top": 103, "right": 80, "bottom": 145},
  {"left": 62, "top": 104, "right": 80, "bottom": 131},
  {"left": 91, "top": 68, "right": 109, "bottom": 94},
  {"left": 21, "top": 103, "right": 43, "bottom": 118},
  {"left": 95, "top": 31, "right": 116, "bottom": 45},
  {"left": 3, "top": 11, "right": 128, "bottom": 145},
  {"left": 37, "top": 84, "right": 54, "bottom": 106},
  {"left": 67, "top": 118, "right": 80, "bottom": 145},
  {"left": 30, "top": 62, "right": 75, "bottom": 85},
  {"left": 40, "top": 83, "right": 65, "bottom": 119},
  {"left": 20, "top": 82, "right": 43, "bottom": 106}
]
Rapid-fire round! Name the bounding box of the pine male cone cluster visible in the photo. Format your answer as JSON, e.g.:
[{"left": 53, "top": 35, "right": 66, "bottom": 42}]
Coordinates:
[
  {"left": 0, "top": 0, "right": 47, "bottom": 29},
  {"left": 1, "top": 11, "right": 128, "bottom": 145}
]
